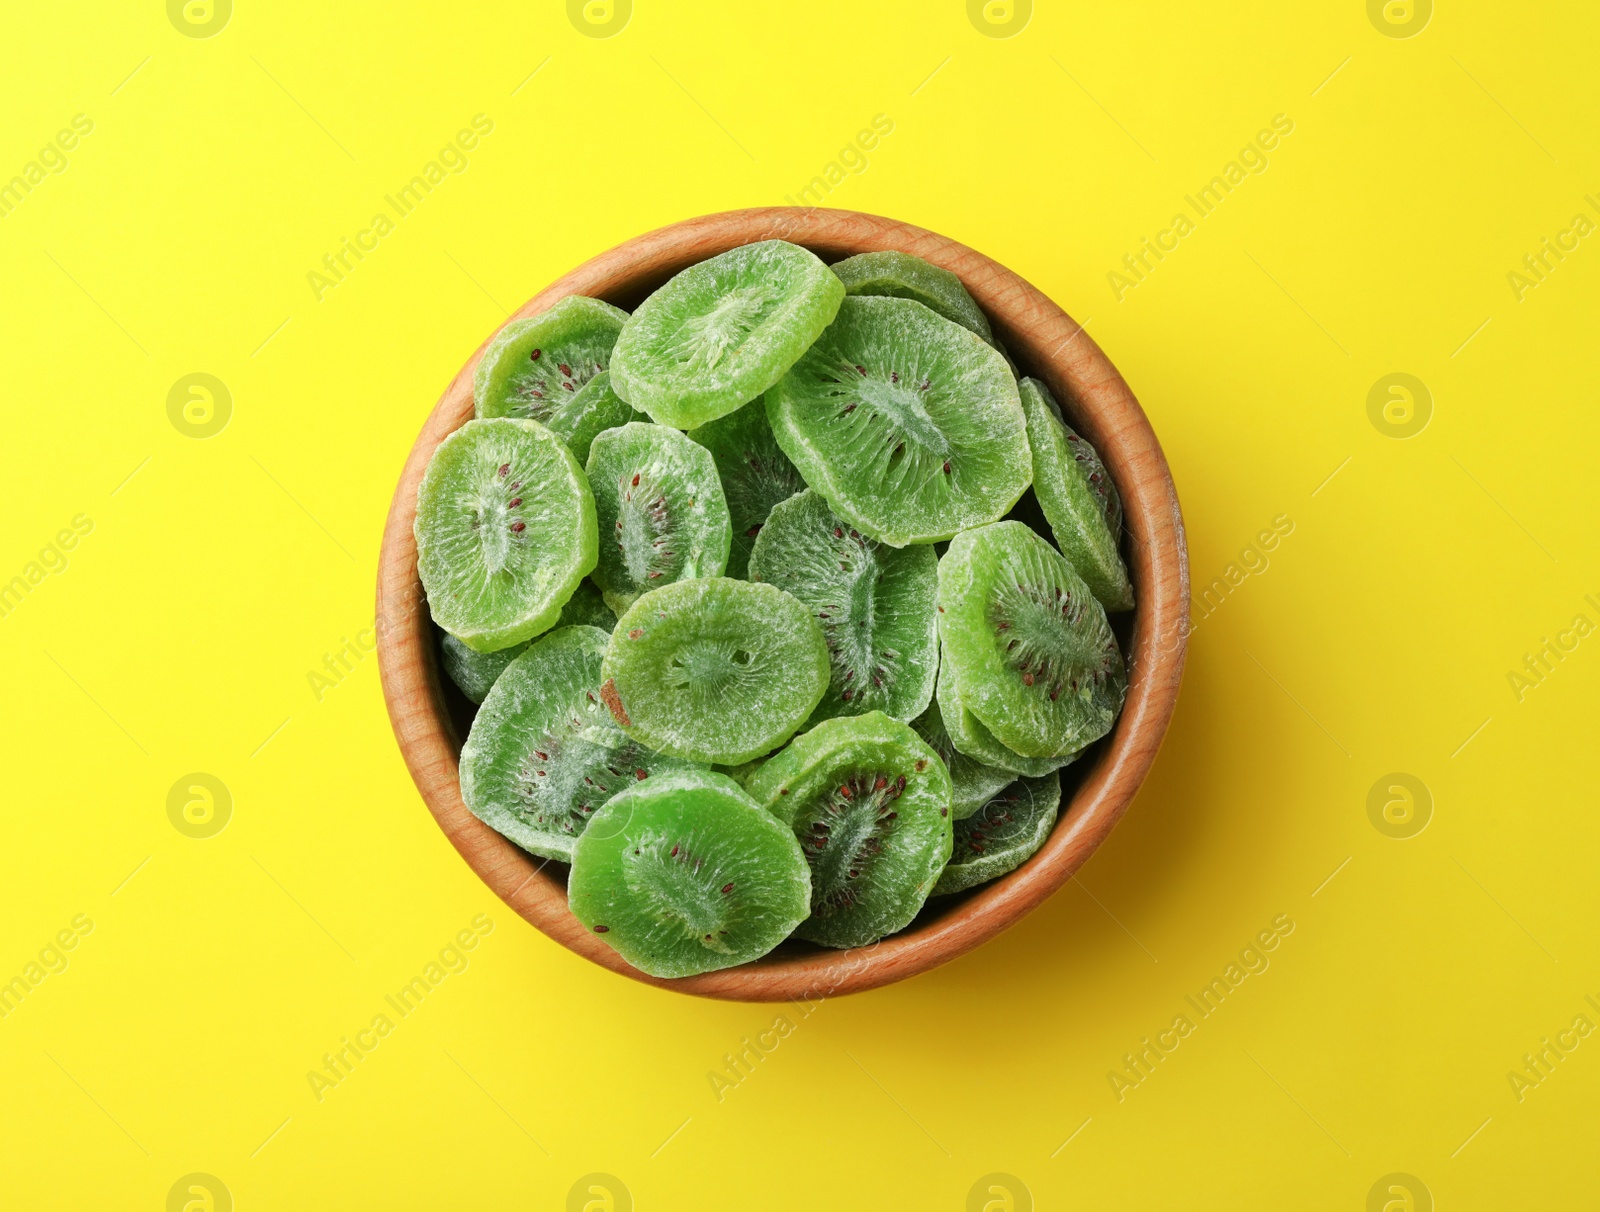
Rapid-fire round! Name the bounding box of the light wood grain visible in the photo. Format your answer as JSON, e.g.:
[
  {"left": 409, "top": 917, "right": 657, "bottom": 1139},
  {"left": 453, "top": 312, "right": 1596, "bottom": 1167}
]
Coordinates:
[{"left": 376, "top": 208, "right": 1189, "bottom": 1002}]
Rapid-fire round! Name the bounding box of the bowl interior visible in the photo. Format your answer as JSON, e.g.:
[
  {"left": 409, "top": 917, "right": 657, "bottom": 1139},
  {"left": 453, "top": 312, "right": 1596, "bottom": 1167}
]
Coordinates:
[{"left": 376, "top": 207, "right": 1188, "bottom": 1002}]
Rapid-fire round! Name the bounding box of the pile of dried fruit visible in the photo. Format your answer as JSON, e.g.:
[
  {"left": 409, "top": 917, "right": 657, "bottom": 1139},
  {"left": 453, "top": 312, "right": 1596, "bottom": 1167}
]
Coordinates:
[{"left": 416, "top": 241, "right": 1131, "bottom": 978}]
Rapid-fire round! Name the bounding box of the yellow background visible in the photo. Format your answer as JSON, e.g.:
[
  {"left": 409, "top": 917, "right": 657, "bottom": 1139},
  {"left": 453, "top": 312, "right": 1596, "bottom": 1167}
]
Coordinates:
[{"left": 2, "top": 1, "right": 1596, "bottom": 1207}]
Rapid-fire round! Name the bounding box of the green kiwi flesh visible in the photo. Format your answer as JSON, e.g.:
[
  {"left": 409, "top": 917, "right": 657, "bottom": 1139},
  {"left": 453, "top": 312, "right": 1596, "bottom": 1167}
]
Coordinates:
[
  {"left": 931, "top": 772, "right": 1061, "bottom": 896},
  {"left": 585, "top": 422, "right": 731, "bottom": 616},
  {"left": 766, "top": 296, "right": 1031, "bottom": 546},
  {"left": 458, "top": 626, "right": 704, "bottom": 862},
  {"left": 1019, "top": 377, "right": 1132, "bottom": 612},
  {"left": 937, "top": 521, "right": 1125, "bottom": 759},
  {"left": 567, "top": 769, "right": 811, "bottom": 977},
  {"left": 610, "top": 240, "right": 845, "bottom": 429},
  {"left": 474, "top": 295, "right": 628, "bottom": 422},
  {"left": 746, "top": 712, "right": 952, "bottom": 948},
  {"left": 830, "top": 250, "right": 994, "bottom": 344},
  {"left": 749, "top": 489, "right": 937, "bottom": 727},
  {"left": 414, "top": 417, "right": 598, "bottom": 653},
  {"left": 600, "top": 578, "right": 830, "bottom": 765}
]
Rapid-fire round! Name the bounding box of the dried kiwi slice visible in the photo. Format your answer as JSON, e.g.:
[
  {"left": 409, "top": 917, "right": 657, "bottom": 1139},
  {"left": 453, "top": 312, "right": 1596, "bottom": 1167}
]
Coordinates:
[
  {"left": 745, "top": 712, "right": 952, "bottom": 949},
  {"left": 938, "top": 521, "right": 1126, "bottom": 759},
  {"left": 586, "top": 422, "right": 731, "bottom": 616},
  {"left": 909, "top": 698, "right": 1016, "bottom": 820},
  {"left": 687, "top": 396, "right": 805, "bottom": 579},
  {"left": 1019, "top": 378, "right": 1132, "bottom": 612},
  {"left": 601, "top": 578, "right": 829, "bottom": 765},
  {"left": 474, "top": 296, "right": 629, "bottom": 421},
  {"left": 458, "top": 626, "right": 703, "bottom": 862},
  {"left": 931, "top": 772, "right": 1061, "bottom": 897},
  {"left": 830, "top": 250, "right": 994, "bottom": 344},
  {"left": 935, "top": 660, "right": 1077, "bottom": 777},
  {"left": 568, "top": 769, "right": 811, "bottom": 978},
  {"left": 748, "top": 489, "right": 936, "bottom": 726},
  {"left": 415, "top": 418, "right": 598, "bottom": 653},
  {"left": 766, "top": 296, "right": 1031, "bottom": 546},
  {"left": 610, "top": 240, "right": 845, "bottom": 429},
  {"left": 545, "top": 370, "right": 648, "bottom": 465}
]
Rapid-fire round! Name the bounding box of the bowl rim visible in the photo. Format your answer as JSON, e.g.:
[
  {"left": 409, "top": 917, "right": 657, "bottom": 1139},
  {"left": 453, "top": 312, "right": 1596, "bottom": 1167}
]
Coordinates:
[{"left": 375, "top": 206, "right": 1189, "bottom": 1002}]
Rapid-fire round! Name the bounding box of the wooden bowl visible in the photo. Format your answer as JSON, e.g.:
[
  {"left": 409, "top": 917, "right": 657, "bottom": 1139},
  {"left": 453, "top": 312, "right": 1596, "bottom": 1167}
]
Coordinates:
[{"left": 376, "top": 207, "right": 1188, "bottom": 1002}]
